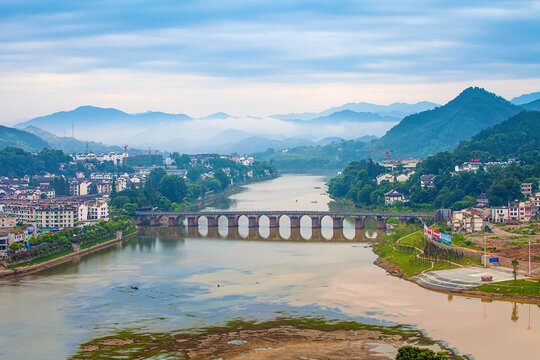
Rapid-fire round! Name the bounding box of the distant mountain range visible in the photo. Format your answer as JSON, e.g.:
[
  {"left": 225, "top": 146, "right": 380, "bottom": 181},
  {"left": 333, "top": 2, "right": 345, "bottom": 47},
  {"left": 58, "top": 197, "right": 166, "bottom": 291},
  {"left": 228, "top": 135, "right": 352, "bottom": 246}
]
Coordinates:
[
  {"left": 272, "top": 101, "right": 439, "bottom": 121},
  {"left": 370, "top": 87, "right": 522, "bottom": 157},
  {"left": 15, "top": 105, "right": 192, "bottom": 136},
  {"left": 2, "top": 89, "right": 537, "bottom": 158},
  {"left": 510, "top": 91, "right": 540, "bottom": 105}
]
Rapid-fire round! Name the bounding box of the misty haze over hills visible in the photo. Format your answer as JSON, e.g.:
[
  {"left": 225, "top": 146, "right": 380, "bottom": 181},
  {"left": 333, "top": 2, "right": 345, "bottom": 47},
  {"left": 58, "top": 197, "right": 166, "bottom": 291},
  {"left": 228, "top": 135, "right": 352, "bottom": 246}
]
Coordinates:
[
  {"left": 14, "top": 100, "right": 434, "bottom": 153},
  {"left": 6, "top": 90, "right": 540, "bottom": 155}
]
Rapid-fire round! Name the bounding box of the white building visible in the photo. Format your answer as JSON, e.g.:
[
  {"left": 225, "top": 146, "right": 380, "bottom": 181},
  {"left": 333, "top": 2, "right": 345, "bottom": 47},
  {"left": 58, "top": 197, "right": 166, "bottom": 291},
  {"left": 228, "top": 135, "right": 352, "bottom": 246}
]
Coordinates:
[
  {"left": 490, "top": 207, "right": 509, "bottom": 223},
  {"left": 384, "top": 190, "right": 409, "bottom": 206},
  {"left": 88, "top": 200, "right": 109, "bottom": 220},
  {"left": 70, "top": 180, "right": 91, "bottom": 196},
  {"left": 376, "top": 173, "right": 394, "bottom": 185}
]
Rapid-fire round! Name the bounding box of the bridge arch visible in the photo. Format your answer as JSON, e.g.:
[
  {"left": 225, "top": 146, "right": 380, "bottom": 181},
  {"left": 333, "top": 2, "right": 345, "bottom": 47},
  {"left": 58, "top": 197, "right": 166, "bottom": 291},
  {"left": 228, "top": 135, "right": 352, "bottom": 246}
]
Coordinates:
[
  {"left": 258, "top": 215, "right": 270, "bottom": 227},
  {"left": 406, "top": 217, "right": 424, "bottom": 227},
  {"left": 320, "top": 215, "right": 333, "bottom": 228},
  {"left": 279, "top": 214, "right": 291, "bottom": 228},
  {"left": 218, "top": 215, "right": 229, "bottom": 227},
  {"left": 237, "top": 214, "right": 249, "bottom": 227}
]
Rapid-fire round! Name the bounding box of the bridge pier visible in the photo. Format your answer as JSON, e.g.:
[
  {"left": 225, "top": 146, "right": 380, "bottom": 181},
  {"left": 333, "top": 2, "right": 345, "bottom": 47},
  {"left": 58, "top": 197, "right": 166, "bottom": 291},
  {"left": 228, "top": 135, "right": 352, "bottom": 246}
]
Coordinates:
[
  {"left": 207, "top": 216, "right": 219, "bottom": 227},
  {"left": 187, "top": 216, "right": 198, "bottom": 227},
  {"left": 289, "top": 215, "right": 301, "bottom": 228},
  {"left": 332, "top": 216, "right": 343, "bottom": 229},
  {"left": 248, "top": 216, "right": 259, "bottom": 228},
  {"left": 312, "top": 216, "right": 322, "bottom": 229},
  {"left": 168, "top": 216, "right": 179, "bottom": 227},
  {"left": 399, "top": 217, "right": 408, "bottom": 226},
  {"left": 268, "top": 215, "right": 279, "bottom": 228},
  {"left": 377, "top": 216, "right": 387, "bottom": 230},
  {"left": 355, "top": 217, "right": 365, "bottom": 229},
  {"left": 227, "top": 216, "right": 239, "bottom": 227}
]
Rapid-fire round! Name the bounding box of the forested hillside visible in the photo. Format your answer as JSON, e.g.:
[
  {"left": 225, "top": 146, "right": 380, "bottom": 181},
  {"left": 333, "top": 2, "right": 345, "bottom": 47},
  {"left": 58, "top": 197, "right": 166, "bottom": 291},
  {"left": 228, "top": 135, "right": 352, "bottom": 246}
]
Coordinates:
[
  {"left": 328, "top": 111, "right": 540, "bottom": 210},
  {"left": 0, "top": 125, "right": 49, "bottom": 151},
  {"left": 370, "top": 87, "right": 521, "bottom": 157}
]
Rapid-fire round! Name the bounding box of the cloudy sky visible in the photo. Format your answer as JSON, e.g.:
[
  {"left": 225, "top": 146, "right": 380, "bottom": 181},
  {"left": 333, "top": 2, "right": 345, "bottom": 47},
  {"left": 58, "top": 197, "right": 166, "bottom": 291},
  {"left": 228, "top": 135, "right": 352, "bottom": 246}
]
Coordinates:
[{"left": 0, "top": 0, "right": 539, "bottom": 124}]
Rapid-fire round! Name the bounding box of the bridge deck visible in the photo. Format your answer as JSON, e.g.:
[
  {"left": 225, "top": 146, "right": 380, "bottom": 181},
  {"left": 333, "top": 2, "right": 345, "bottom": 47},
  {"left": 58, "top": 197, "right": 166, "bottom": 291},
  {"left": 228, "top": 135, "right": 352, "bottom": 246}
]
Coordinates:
[{"left": 135, "top": 210, "right": 434, "bottom": 218}]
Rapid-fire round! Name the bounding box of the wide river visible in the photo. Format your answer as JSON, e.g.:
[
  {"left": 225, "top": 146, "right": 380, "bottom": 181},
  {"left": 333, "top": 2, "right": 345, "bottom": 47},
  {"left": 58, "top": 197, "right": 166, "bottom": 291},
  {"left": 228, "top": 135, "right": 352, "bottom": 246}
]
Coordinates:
[{"left": 0, "top": 174, "right": 538, "bottom": 359}]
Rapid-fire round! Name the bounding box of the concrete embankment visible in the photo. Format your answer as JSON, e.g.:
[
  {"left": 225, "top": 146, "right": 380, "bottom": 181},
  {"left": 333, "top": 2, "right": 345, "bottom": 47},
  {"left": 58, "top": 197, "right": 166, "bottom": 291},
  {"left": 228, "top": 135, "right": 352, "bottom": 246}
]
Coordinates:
[{"left": 0, "top": 228, "right": 138, "bottom": 278}]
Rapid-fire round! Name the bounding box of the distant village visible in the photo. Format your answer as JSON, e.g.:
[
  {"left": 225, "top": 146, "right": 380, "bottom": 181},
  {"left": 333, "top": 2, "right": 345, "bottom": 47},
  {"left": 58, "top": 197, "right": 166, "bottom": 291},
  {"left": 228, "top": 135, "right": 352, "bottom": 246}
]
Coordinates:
[
  {"left": 372, "top": 157, "right": 539, "bottom": 233},
  {"left": 0, "top": 151, "right": 257, "bottom": 256}
]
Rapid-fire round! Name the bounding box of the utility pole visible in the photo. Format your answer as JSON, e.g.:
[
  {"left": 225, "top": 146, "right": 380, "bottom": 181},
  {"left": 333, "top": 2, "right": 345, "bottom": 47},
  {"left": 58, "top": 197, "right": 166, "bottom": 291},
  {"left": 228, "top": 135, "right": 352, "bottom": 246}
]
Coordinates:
[
  {"left": 484, "top": 234, "right": 487, "bottom": 267},
  {"left": 529, "top": 241, "right": 531, "bottom": 276}
]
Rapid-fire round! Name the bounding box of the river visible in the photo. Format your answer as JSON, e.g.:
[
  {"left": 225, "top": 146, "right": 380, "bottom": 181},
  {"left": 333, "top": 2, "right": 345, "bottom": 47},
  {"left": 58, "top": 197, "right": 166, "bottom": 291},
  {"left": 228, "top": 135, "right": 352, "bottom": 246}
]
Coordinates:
[{"left": 0, "top": 174, "right": 538, "bottom": 359}]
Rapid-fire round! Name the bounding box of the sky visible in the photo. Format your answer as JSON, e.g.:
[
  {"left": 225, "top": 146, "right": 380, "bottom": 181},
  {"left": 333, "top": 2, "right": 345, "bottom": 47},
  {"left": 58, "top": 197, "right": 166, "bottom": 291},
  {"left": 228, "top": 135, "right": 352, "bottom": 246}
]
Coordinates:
[{"left": 0, "top": 0, "right": 539, "bottom": 124}]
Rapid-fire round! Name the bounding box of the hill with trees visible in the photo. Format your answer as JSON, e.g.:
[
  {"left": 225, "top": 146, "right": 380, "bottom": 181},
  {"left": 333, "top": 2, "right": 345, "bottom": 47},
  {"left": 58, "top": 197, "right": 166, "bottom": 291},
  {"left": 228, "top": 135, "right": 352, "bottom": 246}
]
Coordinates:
[
  {"left": 369, "top": 87, "right": 522, "bottom": 157},
  {"left": 22, "top": 125, "right": 127, "bottom": 154},
  {"left": 0, "top": 125, "right": 49, "bottom": 152},
  {"left": 328, "top": 110, "right": 540, "bottom": 210},
  {"left": 520, "top": 98, "right": 540, "bottom": 111}
]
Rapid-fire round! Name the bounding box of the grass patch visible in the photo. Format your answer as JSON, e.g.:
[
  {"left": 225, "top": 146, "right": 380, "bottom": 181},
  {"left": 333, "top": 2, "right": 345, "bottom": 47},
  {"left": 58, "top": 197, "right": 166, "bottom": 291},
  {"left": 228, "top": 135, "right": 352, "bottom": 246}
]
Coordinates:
[
  {"left": 373, "top": 226, "right": 481, "bottom": 277},
  {"left": 451, "top": 234, "right": 482, "bottom": 250},
  {"left": 472, "top": 279, "right": 540, "bottom": 298},
  {"left": 80, "top": 235, "right": 116, "bottom": 250},
  {"left": 7, "top": 249, "right": 74, "bottom": 269},
  {"left": 123, "top": 227, "right": 138, "bottom": 236}
]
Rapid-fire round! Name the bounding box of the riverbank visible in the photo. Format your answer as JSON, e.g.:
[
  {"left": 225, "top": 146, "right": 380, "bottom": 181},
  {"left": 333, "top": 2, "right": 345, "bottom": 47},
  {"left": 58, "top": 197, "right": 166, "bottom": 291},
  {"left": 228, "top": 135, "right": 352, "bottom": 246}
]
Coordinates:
[
  {"left": 69, "top": 318, "right": 467, "bottom": 360},
  {"left": 372, "top": 226, "right": 540, "bottom": 303},
  {"left": 0, "top": 227, "right": 138, "bottom": 278}
]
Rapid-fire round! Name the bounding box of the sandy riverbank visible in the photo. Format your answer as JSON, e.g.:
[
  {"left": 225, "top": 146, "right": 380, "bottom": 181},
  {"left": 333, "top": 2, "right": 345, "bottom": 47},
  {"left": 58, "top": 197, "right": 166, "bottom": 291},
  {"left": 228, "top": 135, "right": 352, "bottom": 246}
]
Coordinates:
[{"left": 0, "top": 228, "right": 138, "bottom": 278}]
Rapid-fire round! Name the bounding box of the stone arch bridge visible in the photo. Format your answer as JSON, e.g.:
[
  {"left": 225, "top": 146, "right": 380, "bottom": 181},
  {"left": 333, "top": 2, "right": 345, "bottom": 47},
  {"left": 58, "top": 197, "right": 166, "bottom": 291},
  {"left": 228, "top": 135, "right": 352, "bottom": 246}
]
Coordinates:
[{"left": 135, "top": 210, "right": 434, "bottom": 230}]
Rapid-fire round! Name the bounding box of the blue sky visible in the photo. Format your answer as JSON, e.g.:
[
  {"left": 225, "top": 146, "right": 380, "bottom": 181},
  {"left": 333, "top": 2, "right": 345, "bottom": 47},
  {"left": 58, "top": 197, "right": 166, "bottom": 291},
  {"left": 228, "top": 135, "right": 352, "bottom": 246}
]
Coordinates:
[{"left": 0, "top": 0, "right": 539, "bottom": 123}]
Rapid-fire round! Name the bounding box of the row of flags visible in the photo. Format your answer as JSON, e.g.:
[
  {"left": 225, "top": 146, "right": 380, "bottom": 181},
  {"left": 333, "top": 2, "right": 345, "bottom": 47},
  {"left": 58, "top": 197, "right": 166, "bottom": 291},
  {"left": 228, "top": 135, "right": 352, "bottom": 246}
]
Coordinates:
[{"left": 424, "top": 225, "right": 452, "bottom": 246}]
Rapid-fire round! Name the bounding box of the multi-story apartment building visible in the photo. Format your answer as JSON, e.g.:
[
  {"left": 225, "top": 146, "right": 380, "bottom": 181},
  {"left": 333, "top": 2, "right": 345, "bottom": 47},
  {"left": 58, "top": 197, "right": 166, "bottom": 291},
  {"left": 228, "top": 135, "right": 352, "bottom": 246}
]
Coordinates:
[
  {"left": 88, "top": 200, "right": 109, "bottom": 220},
  {"left": 35, "top": 206, "right": 76, "bottom": 228}
]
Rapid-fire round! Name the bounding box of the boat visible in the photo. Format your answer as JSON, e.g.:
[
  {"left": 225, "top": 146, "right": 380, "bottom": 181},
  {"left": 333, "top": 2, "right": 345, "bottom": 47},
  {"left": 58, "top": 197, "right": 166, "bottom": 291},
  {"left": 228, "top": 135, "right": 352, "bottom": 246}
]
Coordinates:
[{"left": 131, "top": 285, "right": 139, "bottom": 290}]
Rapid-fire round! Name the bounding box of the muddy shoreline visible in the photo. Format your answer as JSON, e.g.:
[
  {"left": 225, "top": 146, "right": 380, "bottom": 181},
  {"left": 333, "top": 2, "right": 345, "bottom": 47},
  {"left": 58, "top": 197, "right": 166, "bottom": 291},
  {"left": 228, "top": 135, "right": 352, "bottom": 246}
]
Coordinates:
[{"left": 70, "top": 318, "right": 466, "bottom": 360}]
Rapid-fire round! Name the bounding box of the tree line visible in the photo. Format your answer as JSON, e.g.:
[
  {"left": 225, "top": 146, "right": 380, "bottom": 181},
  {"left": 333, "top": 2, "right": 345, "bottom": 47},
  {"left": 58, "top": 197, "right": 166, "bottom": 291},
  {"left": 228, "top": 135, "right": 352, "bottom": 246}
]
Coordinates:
[
  {"left": 110, "top": 159, "right": 277, "bottom": 213},
  {"left": 7, "top": 218, "right": 131, "bottom": 263}
]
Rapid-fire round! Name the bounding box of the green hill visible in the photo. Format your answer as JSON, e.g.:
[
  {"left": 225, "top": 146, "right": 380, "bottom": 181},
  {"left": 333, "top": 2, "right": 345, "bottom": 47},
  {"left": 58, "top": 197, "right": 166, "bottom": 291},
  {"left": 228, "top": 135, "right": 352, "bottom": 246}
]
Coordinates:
[
  {"left": 371, "top": 87, "right": 521, "bottom": 157},
  {"left": 0, "top": 125, "right": 49, "bottom": 151},
  {"left": 455, "top": 110, "right": 540, "bottom": 164},
  {"left": 23, "top": 125, "right": 125, "bottom": 154},
  {"left": 520, "top": 99, "right": 540, "bottom": 111}
]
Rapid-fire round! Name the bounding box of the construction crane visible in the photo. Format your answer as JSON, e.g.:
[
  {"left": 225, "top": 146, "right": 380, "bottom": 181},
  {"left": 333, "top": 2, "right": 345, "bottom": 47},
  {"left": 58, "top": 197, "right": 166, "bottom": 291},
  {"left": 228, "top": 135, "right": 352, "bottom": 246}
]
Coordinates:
[{"left": 366, "top": 145, "right": 393, "bottom": 162}]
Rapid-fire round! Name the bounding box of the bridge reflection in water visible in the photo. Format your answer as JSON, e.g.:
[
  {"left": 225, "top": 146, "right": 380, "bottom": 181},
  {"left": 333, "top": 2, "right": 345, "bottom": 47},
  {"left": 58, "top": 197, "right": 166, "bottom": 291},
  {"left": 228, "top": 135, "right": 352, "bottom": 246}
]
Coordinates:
[
  {"left": 135, "top": 210, "right": 432, "bottom": 232},
  {"left": 138, "top": 221, "right": 384, "bottom": 242}
]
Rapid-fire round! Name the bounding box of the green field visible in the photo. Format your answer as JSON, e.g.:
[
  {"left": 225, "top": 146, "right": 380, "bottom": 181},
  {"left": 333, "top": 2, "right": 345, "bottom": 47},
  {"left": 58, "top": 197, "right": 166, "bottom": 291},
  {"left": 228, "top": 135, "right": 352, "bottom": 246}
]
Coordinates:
[
  {"left": 373, "top": 226, "right": 480, "bottom": 277},
  {"left": 472, "top": 279, "right": 540, "bottom": 297}
]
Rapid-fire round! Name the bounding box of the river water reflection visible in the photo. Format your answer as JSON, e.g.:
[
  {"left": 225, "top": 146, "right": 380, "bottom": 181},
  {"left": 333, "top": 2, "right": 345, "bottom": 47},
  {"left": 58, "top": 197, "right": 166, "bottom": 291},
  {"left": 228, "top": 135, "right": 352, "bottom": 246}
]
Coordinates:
[{"left": 0, "top": 174, "right": 538, "bottom": 360}]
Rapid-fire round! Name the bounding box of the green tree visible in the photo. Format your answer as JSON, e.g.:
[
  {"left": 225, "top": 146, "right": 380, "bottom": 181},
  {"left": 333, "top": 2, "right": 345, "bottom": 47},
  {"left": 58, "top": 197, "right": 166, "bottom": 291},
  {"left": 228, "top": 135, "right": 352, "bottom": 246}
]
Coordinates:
[
  {"left": 396, "top": 345, "right": 445, "bottom": 360},
  {"left": 171, "top": 152, "right": 191, "bottom": 169},
  {"left": 88, "top": 183, "right": 98, "bottom": 194},
  {"left": 512, "top": 259, "right": 519, "bottom": 281},
  {"left": 111, "top": 195, "right": 131, "bottom": 209},
  {"left": 214, "top": 169, "right": 230, "bottom": 190},
  {"left": 158, "top": 175, "right": 187, "bottom": 203}
]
